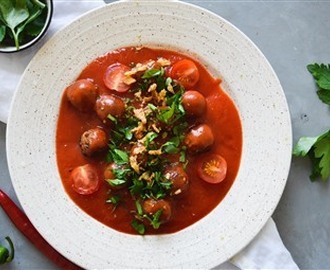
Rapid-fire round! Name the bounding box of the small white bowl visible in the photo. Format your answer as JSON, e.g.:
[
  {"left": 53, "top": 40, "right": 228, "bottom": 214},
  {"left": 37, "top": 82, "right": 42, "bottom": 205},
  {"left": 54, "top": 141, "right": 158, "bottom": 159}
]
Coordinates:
[{"left": 0, "top": 0, "right": 53, "bottom": 53}]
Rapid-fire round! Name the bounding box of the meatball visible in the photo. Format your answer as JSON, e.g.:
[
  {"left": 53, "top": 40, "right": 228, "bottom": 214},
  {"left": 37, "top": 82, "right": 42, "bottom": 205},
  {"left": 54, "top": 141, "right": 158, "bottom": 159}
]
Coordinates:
[
  {"left": 104, "top": 163, "right": 127, "bottom": 190},
  {"left": 182, "top": 90, "right": 206, "bottom": 117},
  {"left": 80, "top": 128, "right": 108, "bottom": 156},
  {"left": 184, "top": 124, "right": 214, "bottom": 153},
  {"left": 142, "top": 199, "right": 172, "bottom": 225},
  {"left": 164, "top": 164, "right": 189, "bottom": 196},
  {"left": 66, "top": 79, "right": 98, "bottom": 112},
  {"left": 95, "top": 94, "right": 125, "bottom": 124}
]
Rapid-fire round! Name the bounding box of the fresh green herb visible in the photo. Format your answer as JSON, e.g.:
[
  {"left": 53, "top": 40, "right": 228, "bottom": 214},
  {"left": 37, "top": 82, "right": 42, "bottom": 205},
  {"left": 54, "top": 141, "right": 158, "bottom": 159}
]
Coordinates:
[
  {"left": 293, "top": 130, "right": 330, "bottom": 181},
  {"left": 135, "top": 200, "right": 144, "bottom": 216},
  {"left": 162, "top": 137, "right": 181, "bottom": 154},
  {"left": 0, "top": 0, "right": 47, "bottom": 49},
  {"left": 131, "top": 219, "right": 145, "bottom": 235},
  {"left": 149, "top": 209, "right": 163, "bottom": 229},
  {"left": 179, "top": 149, "right": 186, "bottom": 163},
  {"left": 107, "top": 147, "right": 129, "bottom": 164},
  {"left": 104, "top": 61, "right": 190, "bottom": 233},
  {"left": 142, "top": 68, "right": 164, "bottom": 79},
  {"left": 107, "top": 114, "right": 118, "bottom": 124},
  {"left": 307, "top": 63, "right": 330, "bottom": 105},
  {"left": 106, "top": 195, "right": 121, "bottom": 206},
  {"left": 0, "top": 236, "right": 14, "bottom": 265},
  {"left": 142, "top": 132, "right": 158, "bottom": 147},
  {"left": 293, "top": 63, "right": 330, "bottom": 182},
  {"left": 130, "top": 177, "right": 145, "bottom": 197},
  {"left": 107, "top": 179, "right": 127, "bottom": 187}
]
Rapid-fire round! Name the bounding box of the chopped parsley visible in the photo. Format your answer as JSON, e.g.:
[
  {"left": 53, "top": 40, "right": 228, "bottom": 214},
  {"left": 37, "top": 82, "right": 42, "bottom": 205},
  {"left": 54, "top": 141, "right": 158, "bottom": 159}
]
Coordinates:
[{"left": 104, "top": 59, "right": 189, "bottom": 234}]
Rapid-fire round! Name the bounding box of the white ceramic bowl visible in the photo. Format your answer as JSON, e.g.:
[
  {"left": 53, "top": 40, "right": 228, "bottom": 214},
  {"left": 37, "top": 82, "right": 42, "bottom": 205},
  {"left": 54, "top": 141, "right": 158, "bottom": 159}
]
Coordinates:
[{"left": 6, "top": 1, "right": 292, "bottom": 268}]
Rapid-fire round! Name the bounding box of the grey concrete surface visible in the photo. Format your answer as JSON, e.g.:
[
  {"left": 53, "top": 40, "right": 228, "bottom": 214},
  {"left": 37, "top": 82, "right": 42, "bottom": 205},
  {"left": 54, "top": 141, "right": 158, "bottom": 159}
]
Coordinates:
[{"left": 1, "top": 1, "right": 330, "bottom": 269}]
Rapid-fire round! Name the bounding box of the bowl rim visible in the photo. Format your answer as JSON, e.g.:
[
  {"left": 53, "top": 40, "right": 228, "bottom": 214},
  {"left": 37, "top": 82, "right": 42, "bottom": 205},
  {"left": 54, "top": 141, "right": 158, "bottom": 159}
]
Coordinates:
[
  {"left": 0, "top": 0, "right": 53, "bottom": 53},
  {"left": 6, "top": 1, "right": 292, "bottom": 268}
]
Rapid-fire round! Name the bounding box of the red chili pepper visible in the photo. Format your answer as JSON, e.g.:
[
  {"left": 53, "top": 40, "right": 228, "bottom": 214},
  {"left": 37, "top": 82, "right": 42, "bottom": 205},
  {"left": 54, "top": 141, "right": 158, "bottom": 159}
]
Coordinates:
[{"left": 0, "top": 189, "right": 83, "bottom": 270}]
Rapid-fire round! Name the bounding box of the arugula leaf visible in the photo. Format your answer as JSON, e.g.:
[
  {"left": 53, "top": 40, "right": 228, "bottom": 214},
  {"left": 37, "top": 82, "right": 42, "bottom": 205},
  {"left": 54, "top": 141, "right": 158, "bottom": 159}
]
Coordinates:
[
  {"left": 307, "top": 63, "right": 330, "bottom": 104},
  {"left": 293, "top": 130, "right": 330, "bottom": 181}
]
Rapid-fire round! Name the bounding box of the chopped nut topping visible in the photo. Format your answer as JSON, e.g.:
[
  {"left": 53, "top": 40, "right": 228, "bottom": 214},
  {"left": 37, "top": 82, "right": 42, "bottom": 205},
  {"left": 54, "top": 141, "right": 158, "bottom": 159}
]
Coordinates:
[
  {"left": 123, "top": 75, "right": 136, "bottom": 85},
  {"left": 167, "top": 83, "right": 174, "bottom": 94},
  {"left": 132, "top": 144, "right": 146, "bottom": 155},
  {"left": 151, "top": 123, "right": 160, "bottom": 133},
  {"left": 133, "top": 108, "right": 147, "bottom": 124},
  {"left": 156, "top": 57, "right": 171, "bottom": 67},
  {"left": 131, "top": 121, "right": 145, "bottom": 139},
  {"left": 148, "top": 149, "right": 163, "bottom": 155},
  {"left": 129, "top": 155, "right": 140, "bottom": 174},
  {"left": 139, "top": 171, "right": 155, "bottom": 182}
]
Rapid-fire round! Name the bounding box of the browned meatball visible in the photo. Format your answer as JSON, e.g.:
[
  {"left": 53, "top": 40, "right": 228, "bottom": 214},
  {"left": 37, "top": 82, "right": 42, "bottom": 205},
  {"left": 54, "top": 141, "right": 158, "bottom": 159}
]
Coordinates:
[
  {"left": 142, "top": 199, "right": 172, "bottom": 225},
  {"left": 104, "top": 163, "right": 127, "bottom": 190},
  {"left": 182, "top": 90, "right": 206, "bottom": 117},
  {"left": 184, "top": 124, "right": 214, "bottom": 153},
  {"left": 80, "top": 128, "right": 108, "bottom": 156},
  {"left": 164, "top": 164, "right": 189, "bottom": 196},
  {"left": 66, "top": 79, "right": 98, "bottom": 112},
  {"left": 95, "top": 94, "right": 125, "bottom": 124}
]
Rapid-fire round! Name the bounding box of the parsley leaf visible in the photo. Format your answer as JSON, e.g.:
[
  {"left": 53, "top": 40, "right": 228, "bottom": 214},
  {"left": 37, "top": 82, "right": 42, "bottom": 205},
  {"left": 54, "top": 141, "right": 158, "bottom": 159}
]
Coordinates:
[
  {"left": 293, "top": 130, "right": 330, "bottom": 181},
  {"left": 107, "top": 147, "right": 129, "bottom": 164},
  {"left": 150, "top": 209, "right": 163, "bottom": 229},
  {"left": 131, "top": 220, "right": 145, "bottom": 235},
  {"left": 106, "top": 195, "right": 121, "bottom": 206},
  {"left": 142, "top": 68, "right": 164, "bottom": 79},
  {"left": 307, "top": 63, "right": 330, "bottom": 104}
]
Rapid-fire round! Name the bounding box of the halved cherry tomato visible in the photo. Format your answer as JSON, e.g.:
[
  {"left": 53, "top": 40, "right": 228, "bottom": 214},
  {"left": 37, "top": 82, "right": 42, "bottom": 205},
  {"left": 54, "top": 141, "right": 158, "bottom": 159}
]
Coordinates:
[
  {"left": 70, "top": 164, "right": 100, "bottom": 195},
  {"left": 169, "top": 59, "right": 200, "bottom": 89},
  {"left": 197, "top": 154, "right": 227, "bottom": 184},
  {"left": 103, "top": 63, "right": 130, "bottom": 92}
]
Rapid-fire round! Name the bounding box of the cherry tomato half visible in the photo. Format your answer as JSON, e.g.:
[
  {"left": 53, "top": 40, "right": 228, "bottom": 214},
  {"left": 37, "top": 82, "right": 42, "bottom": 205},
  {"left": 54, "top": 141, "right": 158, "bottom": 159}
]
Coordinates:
[
  {"left": 103, "top": 63, "right": 130, "bottom": 92},
  {"left": 70, "top": 164, "right": 100, "bottom": 195},
  {"left": 197, "top": 154, "right": 227, "bottom": 184},
  {"left": 170, "top": 59, "right": 200, "bottom": 89}
]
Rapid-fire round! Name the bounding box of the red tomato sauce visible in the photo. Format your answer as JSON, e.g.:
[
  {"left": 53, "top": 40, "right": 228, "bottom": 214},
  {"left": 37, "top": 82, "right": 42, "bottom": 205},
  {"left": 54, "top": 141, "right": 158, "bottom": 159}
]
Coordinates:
[{"left": 56, "top": 47, "right": 242, "bottom": 234}]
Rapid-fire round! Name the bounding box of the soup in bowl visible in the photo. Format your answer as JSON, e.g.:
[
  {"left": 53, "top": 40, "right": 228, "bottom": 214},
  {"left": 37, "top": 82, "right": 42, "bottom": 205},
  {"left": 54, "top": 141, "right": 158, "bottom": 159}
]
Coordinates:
[{"left": 56, "top": 46, "right": 242, "bottom": 235}]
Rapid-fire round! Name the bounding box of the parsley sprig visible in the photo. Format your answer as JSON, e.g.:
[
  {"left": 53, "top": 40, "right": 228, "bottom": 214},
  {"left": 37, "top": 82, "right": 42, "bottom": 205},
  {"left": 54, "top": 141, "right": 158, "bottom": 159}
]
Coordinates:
[{"left": 293, "top": 63, "right": 330, "bottom": 182}]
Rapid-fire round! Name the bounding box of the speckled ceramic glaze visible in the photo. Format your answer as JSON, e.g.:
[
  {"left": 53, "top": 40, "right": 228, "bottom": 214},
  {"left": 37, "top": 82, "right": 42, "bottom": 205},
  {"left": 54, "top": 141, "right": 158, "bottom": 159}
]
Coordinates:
[{"left": 6, "top": 1, "right": 292, "bottom": 268}]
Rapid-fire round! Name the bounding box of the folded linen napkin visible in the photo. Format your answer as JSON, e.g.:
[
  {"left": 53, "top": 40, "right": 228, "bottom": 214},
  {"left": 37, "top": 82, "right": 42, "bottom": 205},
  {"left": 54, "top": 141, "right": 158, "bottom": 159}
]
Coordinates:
[{"left": 0, "top": 0, "right": 299, "bottom": 269}]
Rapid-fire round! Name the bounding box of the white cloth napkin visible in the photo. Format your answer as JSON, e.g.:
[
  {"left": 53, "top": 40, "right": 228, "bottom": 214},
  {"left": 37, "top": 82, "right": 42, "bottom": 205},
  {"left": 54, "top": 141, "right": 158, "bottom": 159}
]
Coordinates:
[{"left": 0, "top": 1, "right": 299, "bottom": 269}]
